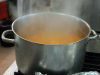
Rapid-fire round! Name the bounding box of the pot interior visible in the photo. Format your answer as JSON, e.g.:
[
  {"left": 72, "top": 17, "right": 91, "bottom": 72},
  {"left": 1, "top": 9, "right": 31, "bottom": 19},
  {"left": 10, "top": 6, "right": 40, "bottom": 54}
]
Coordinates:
[{"left": 13, "top": 13, "right": 90, "bottom": 44}]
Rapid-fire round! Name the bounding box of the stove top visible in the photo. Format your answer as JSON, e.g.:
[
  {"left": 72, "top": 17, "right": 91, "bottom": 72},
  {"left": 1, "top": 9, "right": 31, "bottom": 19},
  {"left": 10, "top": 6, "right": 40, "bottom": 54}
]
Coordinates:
[
  {"left": 3, "top": 52, "right": 100, "bottom": 75},
  {"left": 82, "top": 52, "right": 100, "bottom": 72},
  {"left": 14, "top": 71, "right": 23, "bottom": 75}
]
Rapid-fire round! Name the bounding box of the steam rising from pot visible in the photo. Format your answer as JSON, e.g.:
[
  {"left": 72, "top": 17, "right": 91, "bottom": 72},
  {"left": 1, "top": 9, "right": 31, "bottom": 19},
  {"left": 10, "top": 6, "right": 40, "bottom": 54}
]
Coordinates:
[
  {"left": 17, "top": 0, "right": 50, "bottom": 18},
  {"left": 9, "top": 0, "right": 89, "bottom": 41},
  {"left": 9, "top": 0, "right": 87, "bottom": 19},
  {"left": 50, "top": 0, "right": 84, "bottom": 17}
]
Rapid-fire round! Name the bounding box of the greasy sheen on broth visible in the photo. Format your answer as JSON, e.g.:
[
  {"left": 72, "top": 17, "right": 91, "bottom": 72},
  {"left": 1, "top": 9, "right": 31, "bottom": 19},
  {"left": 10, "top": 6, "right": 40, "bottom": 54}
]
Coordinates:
[{"left": 25, "top": 32, "right": 82, "bottom": 44}]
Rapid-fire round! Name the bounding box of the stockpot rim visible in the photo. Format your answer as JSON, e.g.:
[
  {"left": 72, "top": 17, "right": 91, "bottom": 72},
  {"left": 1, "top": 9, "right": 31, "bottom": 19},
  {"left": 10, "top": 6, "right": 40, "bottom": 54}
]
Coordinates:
[{"left": 11, "top": 12, "right": 91, "bottom": 45}]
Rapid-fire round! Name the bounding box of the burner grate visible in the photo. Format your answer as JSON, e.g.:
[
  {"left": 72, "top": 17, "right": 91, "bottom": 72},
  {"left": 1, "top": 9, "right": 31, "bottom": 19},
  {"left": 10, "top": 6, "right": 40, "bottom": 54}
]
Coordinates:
[
  {"left": 14, "top": 71, "right": 24, "bottom": 75},
  {"left": 82, "top": 52, "right": 100, "bottom": 72}
]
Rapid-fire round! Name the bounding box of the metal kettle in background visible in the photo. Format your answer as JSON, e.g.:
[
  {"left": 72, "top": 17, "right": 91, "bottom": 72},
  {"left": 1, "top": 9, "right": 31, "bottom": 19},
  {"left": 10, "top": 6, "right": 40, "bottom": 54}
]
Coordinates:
[
  {"left": 51, "top": 0, "right": 100, "bottom": 32},
  {"left": 80, "top": 0, "right": 100, "bottom": 32}
]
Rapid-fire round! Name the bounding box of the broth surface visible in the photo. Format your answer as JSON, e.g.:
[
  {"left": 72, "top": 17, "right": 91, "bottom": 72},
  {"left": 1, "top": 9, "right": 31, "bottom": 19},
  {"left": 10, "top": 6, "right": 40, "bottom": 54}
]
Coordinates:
[{"left": 25, "top": 32, "right": 82, "bottom": 44}]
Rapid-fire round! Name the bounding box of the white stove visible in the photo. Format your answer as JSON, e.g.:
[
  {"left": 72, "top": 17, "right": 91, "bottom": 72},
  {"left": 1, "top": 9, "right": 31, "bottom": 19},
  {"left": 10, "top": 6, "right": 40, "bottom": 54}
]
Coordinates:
[{"left": 3, "top": 61, "right": 18, "bottom": 75}]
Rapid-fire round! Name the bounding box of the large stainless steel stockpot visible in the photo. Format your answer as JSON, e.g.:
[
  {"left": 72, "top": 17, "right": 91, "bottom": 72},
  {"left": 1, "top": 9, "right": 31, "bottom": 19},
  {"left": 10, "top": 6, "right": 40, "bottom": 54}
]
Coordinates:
[{"left": 2, "top": 13, "right": 97, "bottom": 75}]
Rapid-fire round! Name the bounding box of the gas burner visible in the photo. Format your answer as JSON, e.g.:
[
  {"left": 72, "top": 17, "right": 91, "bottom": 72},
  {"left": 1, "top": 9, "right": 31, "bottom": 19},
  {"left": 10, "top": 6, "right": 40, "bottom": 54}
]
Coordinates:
[
  {"left": 82, "top": 52, "right": 100, "bottom": 72},
  {"left": 14, "top": 71, "right": 47, "bottom": 75},
  {"left": 14, "top": 70, "right": 24, "bottom": 75}
]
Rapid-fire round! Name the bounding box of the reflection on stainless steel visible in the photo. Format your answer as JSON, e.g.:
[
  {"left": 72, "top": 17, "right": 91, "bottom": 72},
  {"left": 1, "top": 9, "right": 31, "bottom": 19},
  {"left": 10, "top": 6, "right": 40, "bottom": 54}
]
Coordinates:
[
  {"left": 87, "top": 35, "right": 100, "bottom": 53},
  {"left": 35, "top": 72, "right": 47, "bottom": 75},
  {"left": 72, "top": 71, "right": 100, "bottom": 75},
  {"left": 99, "top": 34, "right": 100, "bottom": 37},
  {"left": 2, "top": 30, "right": 15, "bottom": 43},
  {"left": 34, "top": 71, "right": 100, "bottom": 75},
  {"left": 1, "top": 13, "right": 97, "bottom": 75},
  {"left": 88, "top": 30, "right": 97, "bottom": 40}
]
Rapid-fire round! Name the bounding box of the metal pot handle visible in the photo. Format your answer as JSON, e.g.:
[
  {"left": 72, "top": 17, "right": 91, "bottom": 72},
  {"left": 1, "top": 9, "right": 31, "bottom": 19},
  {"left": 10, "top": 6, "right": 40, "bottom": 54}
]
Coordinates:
[
  {"left": 2, "top": 30, "right": 15, "bottom": 43},
  {"left": 88, "top": 30, "right": 98, "bottom": 40}
]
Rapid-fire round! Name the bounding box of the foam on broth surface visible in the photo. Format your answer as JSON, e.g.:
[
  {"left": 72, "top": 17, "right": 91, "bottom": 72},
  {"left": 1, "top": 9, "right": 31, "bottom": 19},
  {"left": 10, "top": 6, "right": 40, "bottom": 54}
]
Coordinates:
[{"left": 25, "top": 32, "right": 82, "bottom": 44}]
